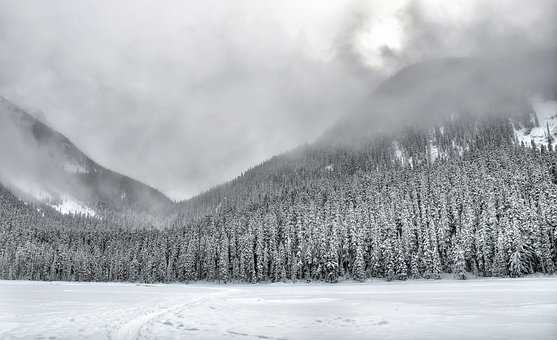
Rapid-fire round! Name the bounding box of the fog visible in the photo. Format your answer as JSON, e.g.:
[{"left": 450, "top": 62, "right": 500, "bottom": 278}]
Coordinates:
[{"left": 0, "top": 0, "right": 556, "bottom": 200}]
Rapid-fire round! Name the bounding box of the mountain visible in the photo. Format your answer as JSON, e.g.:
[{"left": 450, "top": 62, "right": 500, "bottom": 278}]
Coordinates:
[
  {"left": 177, "top": 52, "right": 557, "bottom": 223},
  {"left": 156, "top": 53, "right": 557, "bottom": 283},
  {"left": 2, "top": 52, "right": 556, "bottom": 283},
  {"left": 0, "top": 96, "right": 173, "bottom": 219}
]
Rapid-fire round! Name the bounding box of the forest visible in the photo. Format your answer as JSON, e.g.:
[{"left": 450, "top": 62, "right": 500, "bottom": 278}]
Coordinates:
[{"left": 1, "top": 115, "right": 556, "bottom": 283}]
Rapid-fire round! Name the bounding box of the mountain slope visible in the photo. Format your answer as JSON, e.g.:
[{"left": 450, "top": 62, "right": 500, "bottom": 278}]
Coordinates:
[
  {"left": 177, "top": 52, "right": 557, "bottom": 222},
  {"left": 0, "top": 96, "right": 173, "bottom": 219},
  {"left": 2, "top": 53, "right": 556, "bottom": 284}
]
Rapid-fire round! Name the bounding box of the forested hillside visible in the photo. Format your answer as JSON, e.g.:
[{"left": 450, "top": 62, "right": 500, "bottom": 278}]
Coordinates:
[
  {"left": 2, "top": 52, "right": 557, "bottom": 283},
  {"left": 2, "top": 112, "right": 556, "bottom": 282}
]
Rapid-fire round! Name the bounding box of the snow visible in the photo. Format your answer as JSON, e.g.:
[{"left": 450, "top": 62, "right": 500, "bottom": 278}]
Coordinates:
[
  {"left": 451, "top": 139, "right": 464, "bottom": 157},
  {"left": 514, "top": 99, "right": 557, "bottom": 149},
  {"left": 62, "top": 162, "right": 88, "bottom": 174},
  {"left": 1, "top": 277, "right": 556, "bottom": 340},
  {"left": 428, "top": 143, "right": 440, "bottom": 163},
  {"left": 392, "top": 141, "right": 404, "bottom": 164},
  {"left": 3, "top": 178, "right": 96, "bottom": 217},
  {"left": 6, "top": 180, "right": 96, "bottom": 217},
  {"left": 51, "top": 197, "right": 96, "bottom": 217},
  {"left": 439, "top": 125, "right": 445, "bottom": 135}
]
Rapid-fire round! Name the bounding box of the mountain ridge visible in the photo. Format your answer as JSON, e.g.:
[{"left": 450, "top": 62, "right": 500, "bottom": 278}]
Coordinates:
[{"left": 0, "top": 96, "right": 173, "bottom": 220}]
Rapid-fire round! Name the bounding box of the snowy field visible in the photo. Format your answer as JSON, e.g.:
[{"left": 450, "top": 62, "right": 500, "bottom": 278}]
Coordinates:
[{"left": 1, "top": 278, "right": 557, "bottom": 340}]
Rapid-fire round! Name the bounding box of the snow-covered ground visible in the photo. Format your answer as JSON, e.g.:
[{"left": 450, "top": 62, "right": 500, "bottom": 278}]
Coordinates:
[{"left": 1, "top": 278, "right": 556, "bottom": 340}]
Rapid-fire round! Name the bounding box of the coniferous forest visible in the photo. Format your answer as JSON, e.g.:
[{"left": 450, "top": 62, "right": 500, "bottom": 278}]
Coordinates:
[{"left": 2, "top": 115, "right": 556, "bottom": 284}]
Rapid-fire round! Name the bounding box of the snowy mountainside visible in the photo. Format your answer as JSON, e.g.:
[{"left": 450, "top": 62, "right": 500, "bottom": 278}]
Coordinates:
[
  {"left": 0, "top": 96, "right": 173, "bottom": 219},
  {"left": 0, "top": 181, "right": 90, "bottom": 230},
  {"left": 177, "top": 52, "right": 557, "bottom": 223},
  {"left": 386, "top": 98, "right": 557, "bottom": 168},
  {"left": 513, "top": 99, "right": 557, "bottom": 150}
]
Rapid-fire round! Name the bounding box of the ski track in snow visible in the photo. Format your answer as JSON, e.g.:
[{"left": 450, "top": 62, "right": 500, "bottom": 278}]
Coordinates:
[
  {"left": 1, "top": 278, "right": 557, "bottom": 340},
  {"left": 112, "top": 306, "right": 170, "bottom": 340},
  {"left": 112, "top": 289, "right": 233, "bottom": 340}
]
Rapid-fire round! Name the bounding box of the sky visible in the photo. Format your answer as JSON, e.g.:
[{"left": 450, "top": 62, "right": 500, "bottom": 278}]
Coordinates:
[{"left": 0, "top": 0, "right": 556, "bottom": 200}]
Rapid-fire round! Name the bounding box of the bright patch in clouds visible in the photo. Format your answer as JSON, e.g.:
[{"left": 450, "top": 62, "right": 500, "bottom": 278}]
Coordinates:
[
  {"left": 355, "top": 16, "right": 404, "bottom": 69},
  {"left": 351, "top": 0, "right": 543, "bottom": 71}
]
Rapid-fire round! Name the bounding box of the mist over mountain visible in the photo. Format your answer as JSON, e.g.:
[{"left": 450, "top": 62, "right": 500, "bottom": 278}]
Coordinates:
[
  {"left": 323, "top": 50, "right": 557, "bottom": 145},
  {"left": 2, "top": 47, "right": 555, "bottom": 224},
  {"left": 1, "top": 0, "right": 555, "bottom": 200},
  {"left": 175, "top": 50, "right": 557, "bottom": 222},
  {"left": 0, "top": 96, "right": 173, "bottom": 219}
]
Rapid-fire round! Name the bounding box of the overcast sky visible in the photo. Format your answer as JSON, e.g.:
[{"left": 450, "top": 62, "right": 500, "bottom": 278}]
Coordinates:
[{"left": 1, "top": 0, "right": 555, "bottom": 200}]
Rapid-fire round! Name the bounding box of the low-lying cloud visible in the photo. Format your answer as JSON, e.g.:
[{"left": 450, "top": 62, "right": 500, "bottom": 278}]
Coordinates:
[{"left": 0, "top": 0, "right": 555, "bottom": 200}]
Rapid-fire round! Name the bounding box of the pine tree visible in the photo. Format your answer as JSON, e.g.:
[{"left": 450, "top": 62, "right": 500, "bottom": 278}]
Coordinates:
[{"left": 453, "top": 241, "right": 466, "bottom": 280}]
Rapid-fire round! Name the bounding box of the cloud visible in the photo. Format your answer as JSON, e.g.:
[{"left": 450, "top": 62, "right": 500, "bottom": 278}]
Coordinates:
[
  {"left": 321, "top": 0, "right": 557, "bottom": 143},
  {"left": 0, "top": 0, "right": 368, "bottom": 200},
  {"left": 0, "top": 0, "right": 555, "bottom": 200},
  {"left": 345, "top": 0, "right": 557, "bottom": 74}
]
